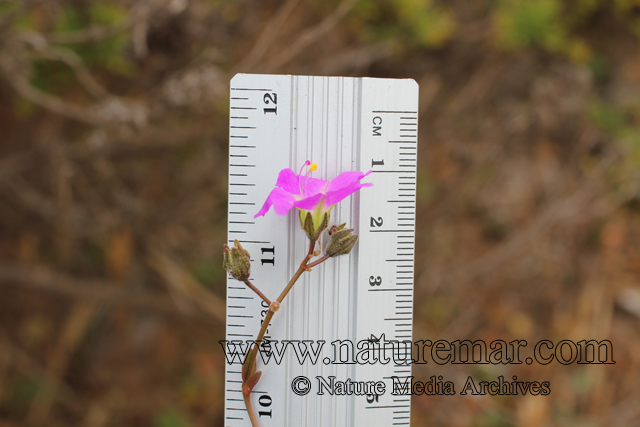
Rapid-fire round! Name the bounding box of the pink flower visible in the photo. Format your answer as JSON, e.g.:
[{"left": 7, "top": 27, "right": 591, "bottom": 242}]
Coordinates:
[{"left": 254, "top": 161, "right": 372, "bottom": 228}]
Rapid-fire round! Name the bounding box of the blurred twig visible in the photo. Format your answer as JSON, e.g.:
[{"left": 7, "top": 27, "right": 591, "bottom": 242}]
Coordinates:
[
  {"left": 0, "top": 262, "right": 219, "bottom": 321},
  {"left": 0, "top": 173, "right": 85, "bottom": 225},
  {"left": 147, "top": 250, "right": 226, "bottom": 323},
  {"left": 232, "top": 0, "right": 301, "bottom": 73},
  {"left": 45, "top": 20, "right": 131, "bottom": 45},
  {"left": 29, "top": 46, "right": 110, "bottom": 100},
  {"left": 0, "top": 0, "right": 33, "bottom": 35},
  {"left": 264, "top": 0, "right": 359, "bottom": 70},
  {"left": 312, "top": 40, "right": 397, "bottom": 75},
  {"left": 0, "top": 328, "right": 84, "bottom": 415},
  {"left": 431, "top": 152, "right": 639, "bottom": 340},
  {"left": 27, "top": 302, "right": 97, "bottom": 426},
  {"left": 0, "top": 52, "right": 99, "bottom": 124}
]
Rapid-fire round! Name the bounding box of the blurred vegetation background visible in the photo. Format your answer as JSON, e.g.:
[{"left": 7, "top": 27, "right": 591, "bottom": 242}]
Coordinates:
[{"left": 0, "top": 0, "right": 639, "bottom": 426}]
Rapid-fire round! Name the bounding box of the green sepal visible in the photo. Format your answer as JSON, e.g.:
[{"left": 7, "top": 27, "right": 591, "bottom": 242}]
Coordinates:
[{"left": 300, "top": 210, "right": 329, "bottom": 241}]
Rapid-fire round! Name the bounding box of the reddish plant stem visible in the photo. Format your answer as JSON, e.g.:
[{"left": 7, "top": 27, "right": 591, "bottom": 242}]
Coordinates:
[
  {"left": 242, "top": 390, "right": 260, "bottom": 427},
  {"left": 243, "top": 279, "right": 271, "bottom": 305},
  {"left": 306, "top": 254, "right": 330, "bottom": 269},
  {"left": 242, "top": 239, "right": 329, "bottom": 427}
]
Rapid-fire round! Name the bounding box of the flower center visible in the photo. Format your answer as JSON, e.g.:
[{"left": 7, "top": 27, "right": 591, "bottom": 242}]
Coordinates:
[{"left": 297, "top": 161, "right": 317, "bottom": 197}]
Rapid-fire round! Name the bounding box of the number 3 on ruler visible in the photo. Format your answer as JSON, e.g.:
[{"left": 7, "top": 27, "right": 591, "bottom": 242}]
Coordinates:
[{"left": 369, "top": 276, "right": 382, "bottom": 287}]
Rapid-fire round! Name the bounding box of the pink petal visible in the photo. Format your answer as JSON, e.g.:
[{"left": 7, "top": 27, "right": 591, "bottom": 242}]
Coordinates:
[
  {"left": 323, "top": 170, "right": 372, "bottom": 206},
  {"left": 275, "top": 168, "right": 300, "bottom": 195},
  {"left": 292, "top": 193, "right": 325, "bottom": 211},
  {"left": 326, "top": 170, "right": 372, "bottom": 193},
  {"left": 254, "top": 187, "right": 297, "bottom": 218},
  {"left": 301, "top": 176, "right": 328, "bottom": 197}
]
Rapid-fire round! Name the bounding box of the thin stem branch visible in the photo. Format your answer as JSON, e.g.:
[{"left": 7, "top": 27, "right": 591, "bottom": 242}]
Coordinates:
[
  {"left": 243, "top": 391, "right": 260, "bottom": 427},
  {"left": 242, "top": 279, "right": 271, "bottom": 305},
  {"left": 241, "top": 238, "right": 331, "bottom": 427},
  {"left": 274, "top": 239, "right": 316, "bottom": 304},
  {"left": 306, "top": 254, "right": 330, "bottom": 269},
  {"left": 251, "top": 240, "right": 316, "bottom": 349}
]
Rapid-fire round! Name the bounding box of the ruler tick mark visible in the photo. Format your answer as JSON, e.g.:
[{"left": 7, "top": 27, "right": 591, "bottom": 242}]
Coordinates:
[
  {"left": 366, "top": 405, "right": 411, "bottom": 409},
  {"left": 372, "top": 110, "right": 417, "bottom": 114}
]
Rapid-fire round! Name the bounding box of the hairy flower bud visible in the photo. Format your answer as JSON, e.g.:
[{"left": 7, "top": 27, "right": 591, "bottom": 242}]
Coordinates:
[
  {"left": 300, "top": 210, "right": 329, "bottom": 242},
  {"left": 325, "top": 223, "right": 358, "bottom": 257},
  {"left": 223, "top": 239, "right": 251, "bottom": 281},
  {"left": 328, "top": 223, "right": 346, "bottom": 235}
]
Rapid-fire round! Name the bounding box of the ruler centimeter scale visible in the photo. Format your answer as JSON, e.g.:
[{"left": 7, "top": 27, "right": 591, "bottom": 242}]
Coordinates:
[{"left": 225, "top": 74, "right": 418, "bottom": 427}]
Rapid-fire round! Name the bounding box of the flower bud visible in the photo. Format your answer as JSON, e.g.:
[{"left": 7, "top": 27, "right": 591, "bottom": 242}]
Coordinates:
[
  {"left": 325, "top": 225, "right": 358, "bottom": 257},
  {"left": 300, "top": 211, "right": 329, "bottom": 242},
  {"left": 328, "top": 223, "right": 346, "bottom": 235},
  {"left": 223, "top": 239, "right": 251, "bottom": 281}
]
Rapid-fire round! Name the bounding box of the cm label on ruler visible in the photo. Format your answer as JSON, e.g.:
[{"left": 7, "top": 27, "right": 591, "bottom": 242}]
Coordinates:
[{"left": 226, "top": 74, "right": 418, "bottom": 427}]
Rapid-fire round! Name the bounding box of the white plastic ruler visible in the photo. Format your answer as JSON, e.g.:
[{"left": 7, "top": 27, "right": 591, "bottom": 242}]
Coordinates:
[{"left": 225, "top": 74, "right": 418, "bottom": 427}]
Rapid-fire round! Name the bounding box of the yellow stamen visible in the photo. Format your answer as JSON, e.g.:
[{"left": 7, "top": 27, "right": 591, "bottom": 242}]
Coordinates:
[{"left": 309, "top": 163, "right": 318, "bottom": 172}]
